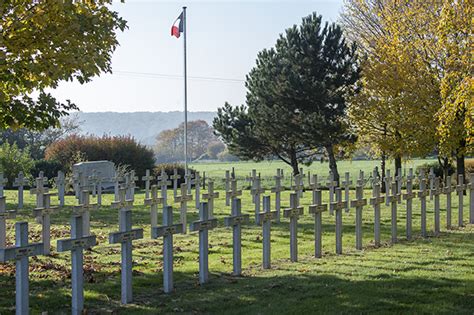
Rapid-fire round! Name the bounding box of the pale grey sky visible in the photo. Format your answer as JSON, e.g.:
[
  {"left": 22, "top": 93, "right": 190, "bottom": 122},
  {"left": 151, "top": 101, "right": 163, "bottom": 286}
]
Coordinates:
[{"left": 50, "top": 0, "right": 344, "bottom": 113}]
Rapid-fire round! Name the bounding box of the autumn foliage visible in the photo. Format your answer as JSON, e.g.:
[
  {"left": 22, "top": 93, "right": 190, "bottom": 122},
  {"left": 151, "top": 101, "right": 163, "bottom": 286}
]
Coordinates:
[{"left": 45, "top": 135, "right": 155, "bottom": 178}]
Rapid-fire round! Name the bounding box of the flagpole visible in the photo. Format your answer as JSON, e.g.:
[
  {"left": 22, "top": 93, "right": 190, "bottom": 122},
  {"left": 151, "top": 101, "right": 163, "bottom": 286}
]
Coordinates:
[{"left": 183, "top": 6, "right": 188, "bottom": 173}]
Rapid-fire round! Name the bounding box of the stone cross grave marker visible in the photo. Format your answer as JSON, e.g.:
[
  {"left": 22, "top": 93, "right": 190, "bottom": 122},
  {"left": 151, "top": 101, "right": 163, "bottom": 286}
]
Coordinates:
[
  {"left": 125, "top": 171, "right": 138, "bottom": 201},
  {"left": 158, "top": 169, "right": 171, "bottom": 207},
  {"left": 57, "top": 215, "right": 97, "bottom": 315},
  {"left": 271, "top": 169, "right": 285, "bottom": 222},
  {"left": 258, "top": 196, "right": 278, "bottom": 269},
  {"left": 55, "top": 171, "right": 66, "bottom": 207},
  {"left": 292, "top": 173, "right": 304, "bottom": 202},
  {"left": 175, "top": 183, "right": 193, "bottom": 234},
  {"left": 342, "top": 172, "right": 352, "bottom": 212},
  {"left": 251, "top": 177, "right": 265, "bottom": 223},
  {"left": 224, "top": 198, "right": 249, "bottom": 276},
  {"left": 184, "top": 169, "right": 194, "bottom": 194},
  {"left": 469, "top": 173, "right": 474, "bottom": 224},
  {"left": 171, "top": 169, "right": 181, "bottom": 199},
  {"left": 384, "top": 169, "right": 393, "bottom": 206},
  {"left": 0, "top": 196, "right": 17, "bottom": 248},
  {"left": 387, "top": 182, "right": 401, "bottom": 244},
  {"left": 141, "top": 169, "right": 153, "bottom": 200},
  {"left": 73, "top": 190, "right": 98, "bottom": 237},
  {"left": 113, "top": 173, "right": 124, "bottom": 202},
  {"left": 247, "top": 169, "right": 258, "bottom": 204},
  {"left": 88, "top": 170, "right": 103, "bottom": 205},
  {"left": 395, "top": 168, "right": 403, "bottom": 203},
  {"left": 152, "top": 205, "right": 184, "bottom": 293},
  {"left": 0, "top": 173, "right": 8, "bottom": 198},
  {"left": 370, "top": 173, "right": 384, "bottom": 247},
  {"left": 456, "top": 174, "right": 466, "bottom": 227},
  {"left": 403, "top": 168, "right": 416, "bottom": 240},
  {"left": 443, "top": 175, "right": 454, "bottom": 229},
  {"left": 417, "top": 170, "right": 429, "bottom": 237},
  {"left": 350, "top": 175, "right": 367, "bottom": 250},
  {"left": 13, "top": 172, "right": 28, "bottom": 209},
  {"left": 189, "top": 202, "right": 218, "bottom": 285},
  {"left": 202, "top": 180, "right": 219, "bottom": 218},
  {"left": 331, "top": 188, "right": 347, "bottom": 255},
  {"left": 0, "top": 222, "right": 44, "bottom": 315},
  {"left": 109, "top": 203, "right": 144, "bottom": 304},
  {"left": 326, "top": 172, "right": 337, "bottom": 215},
  {"left": 283, "top": 193, "right": 304, "bottom": 262},
  {"left": 33, "top": 193, "right": 58, "bottom": 255},
  {"left": 429, "top": 167, "right": 436, "bottom": 201},
  {"left": 194, "top": 171, "right": 201, "bottom": 209},
  {"left": 431, "top": 177, "right": 442, "bottom": 235},
  {"left": 144, "top": 185, "right": 163, "bottom": 228},
  {"left": 75, "top": 171, "right": 90, "bottom": 204},
  {"left": 30, "top": 173, "right": 49, "bottom": 208},
  {"left": 226, "top": 179, "right": 242, "bottom": 209},
  {"left": 309, "top": 184, "right": 328, "bottom": 258},
  {"left": 225, "top": 170, "right": 231, "bottom": 206}
]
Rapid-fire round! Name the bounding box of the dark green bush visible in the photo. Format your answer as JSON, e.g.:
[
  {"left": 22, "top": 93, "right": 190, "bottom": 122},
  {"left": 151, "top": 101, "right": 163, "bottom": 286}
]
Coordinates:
[
  {"left": 154, "top": 163, "right": 195, "bottom": 187},
  {"left": 31, "top": 159, "right": 64, "bottom": 183},
  {"left": 416, "top": 161, "right": 455, "bottom": 178}
]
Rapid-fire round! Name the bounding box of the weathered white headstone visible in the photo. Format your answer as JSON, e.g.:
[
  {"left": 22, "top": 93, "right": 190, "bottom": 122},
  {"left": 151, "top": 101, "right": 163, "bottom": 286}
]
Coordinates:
[
  {"left": 144, "top": 185, "right": 163, "bottom": 228},
  {"left": 284, "top": 193, "right": 303, "bottom": 262},
  {"left": 226, "top": 179, "right": 242, "bottom": 209},
  {"left": 33, "top": 193, "right": 58, "bottom": 255},
  {"left": 30, "top": 173, "right": 49, "bottom": 208},
  {"left": 456, "top": 174, "right": 466, "bottom": 227},
  {"left": 142, "top": 169, "right": 153, "bottom": 200},
  {"left": 184, "top": 169, "right": 194, "bottom": 195},
  {"left": 57, "top": 215, "right": 97, "bottom": 315},
  {"left": 0, "top": 222, "right": 44, "bottom": 315},
  {"left": 403, "top": 168, "right": 415, "bottom": 240},
  {"left": 443, "top": 175, "right": 454, "bottom": 229},
  {"left": 417, "top": 170, "right": 429, "bottom": 237},
  {"left": 224, "top": 170, "right": 231, "bottom": 206},
  {"left": 331, "top": 188, "right": 347, "bottom": 254},
  {"left": 370, "top": 171, "right": 384, "bottom": 247},
  {"left": 13, "top": 172, "right": 28, "bottom": 209},
  {"left": 384, "top": 169, "right": 393, "bottom": 206},
  {"left": 326, "top": 172, "right": 337, "bottom": 215},
  {"left": 251, "top": 177, "right": 265, "bottom": 223},
  {"left": 194, "top": 172, "right": 201, "bottom": 209},
  {"left": 431, "top": 177, "right": 442, "bottom": 236},
  {"left": 271, "top": 169, "right": 285, "bottom": 222},
  {"left": 73, "top": 190, "right": 98, "bottom": 237},
  {"left": 429, "top": 167, "right": 435, "bottom": 201},
  {"left": 175, "top": 183, "right": 193, "bottom": 234},
  {"left": 224, "top": 198, "right": 249, "bottom": 276},
  {"left": 109, "top": 202, "right": 144, "bottom": 304},
  {"left": 170, "top": 169, "right": 181, "bottom": 199},
  {"left": 387, "top": 182, "right": 400, "bottom": 244},
  {"left": 55, "top": 171, "right": 66, "bottom": 207},
  {"left": 342, "top": 172, "right": 352, "bottom": 212},
  {"left": 158, "top": 169, "right": 171, "bottom": 207},
  {"left": 350, "top": 176, "right": 367, "bottom": 250},
  {"left": 395, "top": 168, "right": 403, "bottom": 203},
  {"left": 309, "top": 185, "right": 328, "bottom": 258},
  {"left": 73, "top": 160, "right": 115, "bottom": 192},
  {"left": 258, "top": 196, "right": 277, "bottom": 269},
  {"left": 247, "top": 169, "right": 258, "bottom": 204},
  {"left": 202, "top": 181, "right": 219, "bottom": 218},
  {"left": 152, "top": 205, "right": 184, "bottom": 293},
  {"left": 0, "top": 196, "right": 16, "bottom": 248},
  {"left": 189, "top": 202, "right": 218, "bottom": 285}
]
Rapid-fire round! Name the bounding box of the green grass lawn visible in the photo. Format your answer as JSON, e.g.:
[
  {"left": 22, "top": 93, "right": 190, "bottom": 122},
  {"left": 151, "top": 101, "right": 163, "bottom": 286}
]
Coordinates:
[
  {"left": 190, "top": 159, "right": 437, "bottom": 189},
  {"left": 0, "top": 186, "right": 473, "bottom": 314}
]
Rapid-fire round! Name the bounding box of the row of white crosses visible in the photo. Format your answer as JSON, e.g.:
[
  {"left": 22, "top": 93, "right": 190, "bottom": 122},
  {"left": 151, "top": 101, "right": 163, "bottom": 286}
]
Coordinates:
[{"left": 2, "top": 168, "right": 474, "bottom": 313}]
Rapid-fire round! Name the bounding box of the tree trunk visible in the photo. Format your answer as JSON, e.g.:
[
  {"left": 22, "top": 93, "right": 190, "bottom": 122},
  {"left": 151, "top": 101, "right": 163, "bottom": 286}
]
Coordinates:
[
  {"left": 326, "top": 145, "right": 340, "bottom": 185},
  {"left": 437, "top": 156, "right": 449, "bottom": 180},
  {"left": 289, "top": 150, "right": 299, "bottom": 176},
  {"left": 456, "top": 154, "right": 465, "bottom": 183},
  {"left": 395, "top": 155, "right": 402, "bottom": 177},
  {"left": 381, "top": 152, "right": 386, "bottom": 193}
]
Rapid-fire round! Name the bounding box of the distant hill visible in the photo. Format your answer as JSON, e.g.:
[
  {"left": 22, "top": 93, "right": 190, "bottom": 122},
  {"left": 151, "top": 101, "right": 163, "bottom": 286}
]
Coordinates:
[{"left": 76, "top": 111, "right": 216, "bottom": 146}]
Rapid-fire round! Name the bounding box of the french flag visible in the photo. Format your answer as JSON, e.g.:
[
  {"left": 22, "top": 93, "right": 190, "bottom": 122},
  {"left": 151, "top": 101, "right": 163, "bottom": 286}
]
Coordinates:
[{"left": 171, "top": 11, "right": 184, "bottom": 38}]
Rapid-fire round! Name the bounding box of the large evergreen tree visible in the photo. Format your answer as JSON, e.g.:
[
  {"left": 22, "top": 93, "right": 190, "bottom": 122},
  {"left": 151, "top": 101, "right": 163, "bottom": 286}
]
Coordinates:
[{"left": 213, "top": 13, "right": 359, "bottom": 181}]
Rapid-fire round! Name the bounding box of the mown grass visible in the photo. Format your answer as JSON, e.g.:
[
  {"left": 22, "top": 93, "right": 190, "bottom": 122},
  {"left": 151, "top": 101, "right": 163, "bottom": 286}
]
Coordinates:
[{"left": 0, "top": 183, "right": 473, "bottom": 314}]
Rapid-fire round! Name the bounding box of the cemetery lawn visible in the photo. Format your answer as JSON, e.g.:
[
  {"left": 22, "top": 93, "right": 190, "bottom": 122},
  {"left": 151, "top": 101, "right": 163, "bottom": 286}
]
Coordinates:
[{"left": 1, "top": 188, "right": 473, "bottom": 314}]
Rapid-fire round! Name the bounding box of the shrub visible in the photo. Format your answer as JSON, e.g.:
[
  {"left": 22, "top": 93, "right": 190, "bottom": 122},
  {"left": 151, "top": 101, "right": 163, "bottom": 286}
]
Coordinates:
[
  {"left": 416, "top": 161, "right": 455, "bottom": 178},
  {"left": 45, "top": 135, "right": 155, "bottom": 182},
  {"left": 0, "top": 142, "right": 35, "bottom": 188},
  {"left": 31, "top": 159, "right": 64, "bottom": 183},
  {"left": 465, "top": 159, "right": 474, "bottom": 175},
  {"left": 154, "top": 163, "right": 195, "bottom": 186}
]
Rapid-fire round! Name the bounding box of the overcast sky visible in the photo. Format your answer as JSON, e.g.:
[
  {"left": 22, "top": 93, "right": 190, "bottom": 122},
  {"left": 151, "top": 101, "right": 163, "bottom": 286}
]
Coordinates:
[{"left": 49, "top": 0, "right": 344, "bottom": 113}]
